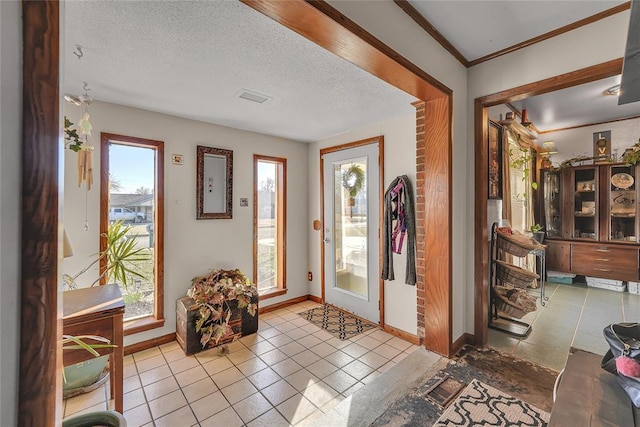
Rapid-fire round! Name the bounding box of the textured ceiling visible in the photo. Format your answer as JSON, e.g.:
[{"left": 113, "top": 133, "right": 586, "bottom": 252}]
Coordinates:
[{"left": 63, "top": 1, "right": 417, "bottom": 143}]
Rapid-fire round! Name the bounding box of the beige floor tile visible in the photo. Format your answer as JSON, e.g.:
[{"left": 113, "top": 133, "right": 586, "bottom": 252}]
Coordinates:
[
  {"left": 284, "top": 369, "right": 320, "bottom": 392},
  {"left": 291, "top": 350, "right": 321, "bottom": 367},
  {"left": 342, "top": 360, "right": 375, "bottom": 380},
  {"left": 195, "top": 347, "right": 227, "bottom": 364},
  {"left": 153, "top": 405, "right": 197, "bottom": 427},
  {"left": 260, "top": 379, "right": 298, "bottom": 406},
  {"left": 147, "top": 389, "right": 187, "bottom": 420},
  {"left": 356, "top": 336, "right": 381, "bottom": 350},
  {"left": 322, "top": 369, "right": 358, "bottom": 394},
  {"left": 321, "top": 395, "right": 346, "bottom": 414},
  {"left": 275, "top": 321, "right": 298, "bottom": 333},
  {"left": 260, "top": 348, "right": 289, "bottom": 365},
  {"left": 168, "top": 355, "right": 200, "bottom": 374},
  {"left": 221, "top": 378, "right": 258, "bottom": 404},
  {"left": 227, "top": 340, "right": 247, "bottom": 352},
  {"left": 306, "top": 359, "right": 338, "bottom": 379},
  {"left": 124, "top": 363, "right": 139, "bottom": 379},
  {"left": 300, "top": 323, "right": 322, "bottom": 334},
  {"left": 272, "top": 358, "right": 304, "bottom": 378},
  {"left": 143, "top": 376, "right": 179, "bottom": 401},
  {"left": 258, "top": 327, "right": 282, "bottom": 339},
  {"left": 312, "top": 330, "right": 334, "bottom": 342},
  {"left": 182, "top": 377, "right": 218, "bottom": 403},
  {"left": 159, "top": 340, "right": 181, "bottom": 353},
  {"left": 162, "top": 348, "right": 186, "bottom": 363},
  {"left": 386, "top": 336, "right": 413, "bottom": 351},
  {"left": 359, "top": 351, "right": 389, "bottom": 370},
  {"left": 309, "top": 342, "right": 336, "bottom": 358},
  {"left": 301, "top": 381, "right": 339, "bottom": 408},
  {"left": 377, "top": 360, "right": 397, "bottom": 373},
  {"left": 280, "top": 311, "right": 302, "bottom": 321},
  {"left": 123, "top": 388, "right": 147, "bottom": 412},
  {"left": 371, "top": 343, "right": 402, "bottom": 359},
  {"left": 236, "top": 356, "right": 268, "bottom": 376},
  {"left": 64, "top": 386, "right": 106, "bottom": 416},
  {"left": 139, "top": 364, "right": 172, "bottom": 386},
  {"left": 190, "top": 390, "right": 230, "bottom": 421},
  {"left": 368, "top": 329, "right": 394, "bottom": 343},
  {"left": 361, "top": 371, "right": 381, "bottom": 384},
  {"left": 247, "top": 367, "right": 282, "bottom": 390},
  {"left": 124, "top": 354, "right": 135, "bottom": 365},
  {"left": 227, "top": 347, "right": 256, "bottom": 365},
  {"left": 297, "top": 334, "right": 322, "bottom": 349},
  {"left": 211, "top": 366, "right": 245, "bottom": 389},
  {"left": 201, "top": 356, "right": 233, "bottom": 376},
  {"left": 290, "top": 317, "right": 311, "bottom": 328},
  {"left": 123, "top": 403, "right": 152, "bottom": 427},
  {"left": 133, "top": 347, "right": 162, "bottom": 362},
  {"left": 248, "top": 339, "right": 277, "bottom": 356},
  {"left": 175, "top": 365, "right": 208, "bottom": 388},
  {"left": 239, "top": 333, "right": 263, "bottom": 346},
  {"left": 123, "top": 374, "right": 142, "bottom": 394},
  {"left": 199, "top": 406, "right": 244, "bottom": 427},
  {"left": 392, "top": 352, "right": 408, "bottom": 363},
  {"left": 232, "top": 391, "right": 274, "bottom": 424},
  {"left": 246, "top": 408, "right": 290, "bottom": 427},
  {"left": 267, "top": 316, "right": 287, "bottom": 326},
  {"left": 341, "top": 343, "right": 368, "bottom": 358},
  {"left": 324, "top": 350, "right": 355, "bottom": 368},
  {"left": 276, "top": 394, "right": 318, "bottom": 425},
  {"left": 269, "top": 333, "right": 294, "bottom": 347},
  {"left": 325, "top": 337, "right": 352, "bottom": 350},
  {"left": 135, "top": 354, "right": 167, "bottom": 373},
  {"left": 286, "top": 327, "right": 310, "bottom": 341},
  {"left": 65, "top": 401, "right": 107, "bottom": 418},
  {"left": 343, "top": 381, "right": 365, "bottom": 396},
  {"left": 280, "top": 341, "right": 306, "bottom": 356}
]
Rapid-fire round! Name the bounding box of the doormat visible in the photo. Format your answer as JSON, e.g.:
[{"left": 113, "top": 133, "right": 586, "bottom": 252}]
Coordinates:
[
  {"left": 299, "top": 303, "right": 377, "bottom": 340},
  {"left": 433, "top": 379, "right": 550, "bottom": 426}
]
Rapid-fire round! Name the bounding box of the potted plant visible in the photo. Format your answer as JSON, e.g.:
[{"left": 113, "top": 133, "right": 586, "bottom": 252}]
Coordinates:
[{"left": 530, "top": 224, "right": 545, "bottom": 243}]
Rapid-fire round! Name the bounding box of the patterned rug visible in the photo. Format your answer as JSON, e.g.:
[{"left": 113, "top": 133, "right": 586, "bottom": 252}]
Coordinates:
[
  {"left": 299, "top": 304, "right": 377, "bottom": 340},
  {"left": 434, "top": 379, "right": 550, "bottom": 426}
]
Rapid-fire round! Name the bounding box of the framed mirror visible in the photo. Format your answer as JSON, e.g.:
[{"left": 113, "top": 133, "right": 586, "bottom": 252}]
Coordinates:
[{"left": 196, "top": 145, "right": 233, "bottom": 219}]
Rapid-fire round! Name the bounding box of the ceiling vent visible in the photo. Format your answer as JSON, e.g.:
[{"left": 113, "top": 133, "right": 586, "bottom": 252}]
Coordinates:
[{"left": 237, "top": 89, "right": 272, "bottom": 104}]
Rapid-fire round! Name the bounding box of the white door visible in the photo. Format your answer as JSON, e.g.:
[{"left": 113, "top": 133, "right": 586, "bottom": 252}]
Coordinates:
[{"left": 322, "top": 143, "right": 380, "bottom": 323}]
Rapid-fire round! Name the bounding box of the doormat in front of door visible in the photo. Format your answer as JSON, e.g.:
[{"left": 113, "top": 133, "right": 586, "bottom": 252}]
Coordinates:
[{"left": 299, "top": 303, "right": 377, "bottom": 340}]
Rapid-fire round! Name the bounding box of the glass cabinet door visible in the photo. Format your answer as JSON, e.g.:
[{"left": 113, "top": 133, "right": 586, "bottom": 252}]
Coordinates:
[
  {"left": 572, "top": 167, "right": 598, "bottom": 240},
  {"left": 608, "top": 164, "right": 637, "bottom": 243},
  {"left": 542, "top": 169, "right": 562, "bottom": 238}
]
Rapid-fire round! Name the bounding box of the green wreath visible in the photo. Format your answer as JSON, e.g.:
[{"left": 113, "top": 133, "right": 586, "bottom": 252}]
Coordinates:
[{"left": 342, "top": 164, "right": 365, "bottom": 199}]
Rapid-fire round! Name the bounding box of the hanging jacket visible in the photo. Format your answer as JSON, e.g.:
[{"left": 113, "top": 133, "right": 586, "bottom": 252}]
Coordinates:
[{"left": 381, "top": 175, "right": 417, "bottom": 285}]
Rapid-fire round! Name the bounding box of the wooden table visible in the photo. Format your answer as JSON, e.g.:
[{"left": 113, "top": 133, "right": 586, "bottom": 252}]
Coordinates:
[{"left": 63, "top": 284, "right": 125, "bottom": 413}]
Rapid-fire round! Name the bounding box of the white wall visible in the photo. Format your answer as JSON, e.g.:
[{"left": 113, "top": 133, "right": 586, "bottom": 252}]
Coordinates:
[
  {"left": 308, "top": 114, "right": 418, "bottom": 334},
  {"left": 542, "top": 117, "right": 640, "bottom": 164},
  {"left": 62, "top": 101, "right": 309, "bottom": 345},
  {"left": 0, "top": 1, "right": 21, "bottom": 424},
  {"left": 326, "top": 0, "right": 469, "bottom": 342}
]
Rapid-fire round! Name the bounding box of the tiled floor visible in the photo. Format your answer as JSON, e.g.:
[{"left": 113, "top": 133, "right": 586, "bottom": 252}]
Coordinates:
[
  {"left": 489, "top": 281, "right": 640, "bottom": 371},
  {"left": 63, "top": 300, "right": 418, "bottom": 426}
]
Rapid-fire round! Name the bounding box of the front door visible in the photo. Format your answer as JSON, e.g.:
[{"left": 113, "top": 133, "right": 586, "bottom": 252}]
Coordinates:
[{"left": 322, "top": 142, "right": 380, "bottom": 323}]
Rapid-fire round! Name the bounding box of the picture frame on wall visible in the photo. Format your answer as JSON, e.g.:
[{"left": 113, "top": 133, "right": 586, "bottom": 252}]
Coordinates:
[{"left": 488, "top": 120, "right": 503, "bottom": 200}]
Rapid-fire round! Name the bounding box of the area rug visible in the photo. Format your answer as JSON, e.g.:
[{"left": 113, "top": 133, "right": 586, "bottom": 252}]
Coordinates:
[
  {"left": 299, "top": 303, "right": 377, "bottom": 340},
  {"left": 433, "top": 379, "right": 550, "bottom": 426}
]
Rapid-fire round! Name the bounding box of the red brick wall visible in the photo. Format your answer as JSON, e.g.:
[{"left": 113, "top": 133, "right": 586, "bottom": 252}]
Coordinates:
[{"left": 413, "top": 101, "right": 426, "bottom": 341}]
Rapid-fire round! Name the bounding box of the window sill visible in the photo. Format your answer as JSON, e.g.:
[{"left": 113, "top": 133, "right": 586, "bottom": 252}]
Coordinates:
[
  {"left": 124, "top": 316, "right": 165, "bottom": 336},
  {"left": 258, "top": 288, "right": 287, "bottom": 301}
]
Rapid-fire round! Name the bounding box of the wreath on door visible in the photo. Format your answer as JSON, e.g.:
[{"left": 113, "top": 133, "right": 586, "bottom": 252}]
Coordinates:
[{"left": 342, "top": 164, "right": 365, "bottom": 201}]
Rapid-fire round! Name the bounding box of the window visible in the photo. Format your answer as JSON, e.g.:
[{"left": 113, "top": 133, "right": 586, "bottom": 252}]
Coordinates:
[
  {"left": 254, "top": 155, "right": 286, "bottom": 298},
  {"left": 101, "top": 133, "right": 165, "bottom": 334}
]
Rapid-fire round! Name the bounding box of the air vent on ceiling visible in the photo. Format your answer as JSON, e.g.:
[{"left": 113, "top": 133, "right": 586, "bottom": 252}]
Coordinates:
[{"left": 237, "top": 89, "right": 272, "bottom": 104}]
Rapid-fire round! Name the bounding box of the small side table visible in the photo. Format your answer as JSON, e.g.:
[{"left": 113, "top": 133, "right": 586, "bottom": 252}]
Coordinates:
[{"left": 63, "top": 284, "right": 125, "bottom": 413}]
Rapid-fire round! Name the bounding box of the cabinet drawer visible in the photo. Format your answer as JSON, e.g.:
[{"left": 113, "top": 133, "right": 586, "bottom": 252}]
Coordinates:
[
  {"left": 571, "top": 244, "right": 638, "bottom": 270},
  {"left": 573, "top": 265, "right": 639, "bottom": 282}
]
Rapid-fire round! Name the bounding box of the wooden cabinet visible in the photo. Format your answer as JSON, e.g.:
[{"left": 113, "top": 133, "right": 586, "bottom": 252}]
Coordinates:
[{"left": 539, "top": 163, "right": 640, "bottom": 281}]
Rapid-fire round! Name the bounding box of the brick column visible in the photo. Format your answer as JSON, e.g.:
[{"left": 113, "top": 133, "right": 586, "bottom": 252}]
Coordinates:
[{"left": 413, "top": 101, "right": 426, "bottom": 340}]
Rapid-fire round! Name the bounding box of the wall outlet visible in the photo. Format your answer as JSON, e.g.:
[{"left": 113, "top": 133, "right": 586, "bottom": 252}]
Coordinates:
[{"left": 308, "top": 271, "right": 312, "bottom": 281}]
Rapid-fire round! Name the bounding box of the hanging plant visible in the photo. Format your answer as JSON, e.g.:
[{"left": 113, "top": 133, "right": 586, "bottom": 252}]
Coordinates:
[{"left": 341, "top": 164, "right": 365, "bottom": 199}]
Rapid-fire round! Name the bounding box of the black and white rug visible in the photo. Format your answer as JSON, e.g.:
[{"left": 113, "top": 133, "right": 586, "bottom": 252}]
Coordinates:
[
  {"left": 434, "top": 379, "right": 550, "bottom": 426},
  {"left": 299, "top": 303, "right": 377, "bottom": 340}
]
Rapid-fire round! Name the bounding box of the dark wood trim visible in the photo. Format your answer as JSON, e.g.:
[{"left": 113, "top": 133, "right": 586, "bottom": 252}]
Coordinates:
[
  {"left": 452, "top": 332, "right": 474, "bottom": 356},
  {"left": 242, "top": 0, "right": 451, "bottom": 100},
  {"left": 124, "top": 317, "right": 166, "bottom": 336},
  {"left": 100, "top": 132, "right": 166, "bottom": 328},
  {"left": 383, "top": 324, "right": 420, "bottom": 345},
  {"left": 539, "top": 114, "right": 640, "bottom": 134},
  {"left": 124, "top": 333, "right": 176, "bottom": 356},
  {"left": 393, "top": 0, "right": 469, "bottom": 67},
  {"left": 19, "top": 1, "right": 61, "bottom": 425},
  {"left": 422, "top": 95, "right": 453, "bottom": 357},
  {"left": 504, "top": 103, "right": 542, "bottom": 135},
  {"left": 319, "top": 137, "right": 385, "bottom": 326},
  {"left": 468, "top": 2, "right": 631, "bottom": 67},
  {"left": 259, "top": 295, "right": 310, "bottom": 314},
  {"left": 474, "top": 59, "right": 625, "bottom": 348},
  {"left": 258, "top": 288, "right": 287, "bottom": 301},
  {"left": 481, "top": 58, "right": 623, "bottom": 106},
  {"left": 309, "top": 295, "right": 323, "bottom": 304}
]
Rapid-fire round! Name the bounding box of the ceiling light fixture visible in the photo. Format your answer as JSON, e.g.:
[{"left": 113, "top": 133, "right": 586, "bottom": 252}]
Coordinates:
[{"left": 604, "top": 84, "right": 621, "bottom": 96}]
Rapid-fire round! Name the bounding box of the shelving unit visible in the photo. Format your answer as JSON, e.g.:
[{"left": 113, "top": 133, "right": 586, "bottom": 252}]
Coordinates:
[{"left": 489, "top": 222, "right": 546, "bottom": 338}]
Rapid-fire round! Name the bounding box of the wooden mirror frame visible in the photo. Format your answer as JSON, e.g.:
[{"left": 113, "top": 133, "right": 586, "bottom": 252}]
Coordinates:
[{"left": 196, "top": 146, "right": 233, "bottom": 219}]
